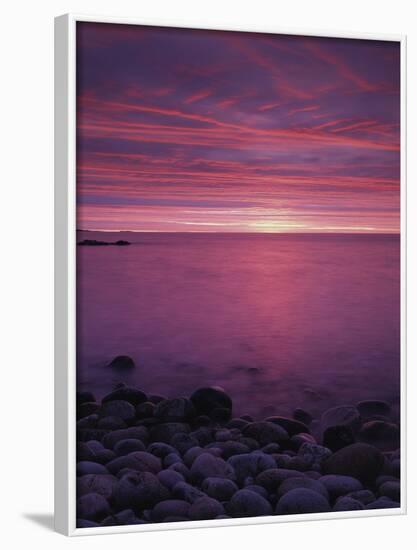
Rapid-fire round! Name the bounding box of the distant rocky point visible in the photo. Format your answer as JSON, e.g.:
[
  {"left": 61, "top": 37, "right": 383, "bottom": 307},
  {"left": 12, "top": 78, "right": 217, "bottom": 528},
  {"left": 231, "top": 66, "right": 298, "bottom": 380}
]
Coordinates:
[{"left": 78, "top": 239, "right": 131, "bottom": 246}]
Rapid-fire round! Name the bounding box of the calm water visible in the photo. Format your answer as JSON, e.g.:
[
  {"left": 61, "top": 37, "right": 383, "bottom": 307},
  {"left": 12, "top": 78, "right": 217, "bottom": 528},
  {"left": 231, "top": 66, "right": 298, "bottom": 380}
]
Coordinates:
[{"left": 76, "top": 232, "right": 401, "bottom": 419}]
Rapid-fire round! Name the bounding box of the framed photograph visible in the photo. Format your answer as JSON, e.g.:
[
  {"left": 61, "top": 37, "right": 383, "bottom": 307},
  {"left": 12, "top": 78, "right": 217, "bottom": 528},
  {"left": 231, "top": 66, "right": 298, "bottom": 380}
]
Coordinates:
[{"left": 54, "top": 14, "right": 406, "bottom": 536}]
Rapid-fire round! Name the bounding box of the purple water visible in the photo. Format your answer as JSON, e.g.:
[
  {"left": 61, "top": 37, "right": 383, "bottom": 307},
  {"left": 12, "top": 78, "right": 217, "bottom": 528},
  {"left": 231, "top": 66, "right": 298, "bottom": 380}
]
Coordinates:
[{"left": 76, "top": 232, "right": 400, "bottom": 420}]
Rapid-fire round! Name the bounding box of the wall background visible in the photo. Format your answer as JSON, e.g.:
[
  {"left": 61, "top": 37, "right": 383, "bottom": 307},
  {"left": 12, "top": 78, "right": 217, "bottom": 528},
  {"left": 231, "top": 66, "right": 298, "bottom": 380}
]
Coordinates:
[{"left": 0, "top": 1, "right": 415, "bottom": 548}]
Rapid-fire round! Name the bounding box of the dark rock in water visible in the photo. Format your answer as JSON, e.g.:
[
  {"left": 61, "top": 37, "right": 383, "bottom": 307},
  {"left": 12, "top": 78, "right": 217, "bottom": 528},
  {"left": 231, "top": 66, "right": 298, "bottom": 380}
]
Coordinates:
[
  {"left": 115, "top": 240, "right": 131, "bottom": 246},
  {"left": 189, "top": 496, "right": 225, "bottom": 520},
  {"left": 77, "top": 493, "right": 111, "bottom": 521},
  {"left": 201, "top": 477, "right": 238, "bottom": 501},
  {"left": 265, "top": 416, "right": 310, "bottom": 436},
  {"left": 77, "top": 414, "right": 99, "bottom": 430},
  {"left": 190, "top": 386, "right": 232, "bottom": 416},
  {"left": 77, "top": 519, "right": 99, "bottom": 528},
  {"left": 210, "top": 407, "right": 232, "bottom": 423},
  {"left": 136, "top": 401, "right": 155, "bottom": 419},
  {"left": 333, "top": 496, "right": 365, "bottom": 511},
  {"left": 102, "top": 426, "right": 148, "bottom": 449},
  {"left": 320, "top": 475, "right": 363, "bottom": 500},
  {"left": 78, "top": 239, "right": 131, "bottom": 246},
  {"left": 227, "top": 418, "right": 250, "bottom": 430},
  {"left": 228, "top": 452, "right": 276, "bottom": 485},
  {"left": 191, "top": 453, "right": 235, "bottom": 485},
  {"left": 77, "top": 402, "right": 100, "bottom": 420},
  {"left": 195, "top": 415, "right": 212, "bottom": 427},
  {"left": 276, "top": 488, "right": 331, "bottom": 515},
  {"left": 97, "top": 416, "right": 127, "bottom": 431},
  {"left": 108, "top": 355, "right": 136, "bottom": 370},
  {"left": 322, "top": 443, "right": 384, "bottom": 484},
  {"left": 113, "top": 471, "right": 170, "bottom": 512},
  {"left": 99, "top": 400, "right": 136, "bottom": 423},
  {"left": 322, "top": 425, "right": 355, "bottom": 452},
  {"left": 149, "top": 394, "right": 166, "bottom": 405},
  {"left": 172, "top": 482, "right": 206, "bottom": 503},
  {"left": 171, "top": 433, "right": 199, "bottom": 455},
  {"left": 290, "top": 434, "right": 316, "bottom": 451},
  {"left": 346, "top": 489, "right": 376, "bottom": 505},
  {"left": 157, "top": 469, "right": 185, "bottom": 490},
  {"left": 242, "top": 421, "right": 289, "bottom": 445},
  {"left": 106, "top": 451, "right": 162, "bottom": 475},
  {"left": 77, "top": 461, "right": 109, "bottom": 476},
  {"left": 357, "top": 400, "right": 391, "bottom": 420},
  {"left": 101, "top": 509, "right": 142, "bottom": 526},
  {"left": 255, "top": 468, "right": 305, "bottom": 492},
  {"left": 321, "top": 406, "right": 361, "bottom": 432},
  {"left": 227, "top": 489, "right": 273, "bottom": 517},
  {"left": 154, "top": 398, "right": 196, "bottom": 422},
  {"left": 114, "top": 438, "right": 146, "bottom": 456},
  {"left": 214, "top": 441, "right": 250, "bottom": 460},
  {"left": 102, "top": 386, "right": 147, "bottom": 406},
  {"left": 214, "top": 429, "right": 234, "bottom": 442},
  {"left": 189, "top": 427, "right": 214, "bottom": 447},
  {"left": 77, "top": 474, "right": 117, "bottom": 500},
  {"left": 149, "top": 422, "right": 190, "bottom": 444},
  {"left": 277, "top": 477, "right": 329, "bottom": 500},
  {"left": 147, "top": 442, "right": 178, "bottom": 459},
  {"left": 297, "top": 442, "right": 332, "bottom": 471},
  {"left": 151, "top": 500, "right": 191, "bottom": 522},
  {"left": 365, "top": 497, "right": 400, "bottom": 509},
  {"left": 379, "top": 480, "right": 400, "bottom": 502},
  {"left": 241, "top": 415, "right": 254, "bottom": 422},
  {"left": 358, "top": 421, "right": 400, "bottom": 451},
  {"left": 293, "top": 408, "right": 313, "bottom": 426}
]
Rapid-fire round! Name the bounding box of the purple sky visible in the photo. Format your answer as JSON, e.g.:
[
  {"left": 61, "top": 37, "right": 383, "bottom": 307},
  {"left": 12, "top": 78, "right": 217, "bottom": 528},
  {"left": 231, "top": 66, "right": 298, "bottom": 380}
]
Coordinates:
[{"left": 76, "top": 22, "right": 400, "bottom": 233}]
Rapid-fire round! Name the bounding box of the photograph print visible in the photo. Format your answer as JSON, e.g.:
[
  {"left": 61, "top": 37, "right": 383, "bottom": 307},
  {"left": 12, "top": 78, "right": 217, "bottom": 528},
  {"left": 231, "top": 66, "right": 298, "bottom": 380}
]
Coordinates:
[{"left": 75, "top": 22, "right": 402, "bottom": 528}]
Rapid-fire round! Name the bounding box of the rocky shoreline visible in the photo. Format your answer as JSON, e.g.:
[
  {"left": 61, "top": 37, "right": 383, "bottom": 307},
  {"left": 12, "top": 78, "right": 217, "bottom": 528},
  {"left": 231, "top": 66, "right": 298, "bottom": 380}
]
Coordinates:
[{"left": 76, "top": 378, "right": 401, "bottom": 528}]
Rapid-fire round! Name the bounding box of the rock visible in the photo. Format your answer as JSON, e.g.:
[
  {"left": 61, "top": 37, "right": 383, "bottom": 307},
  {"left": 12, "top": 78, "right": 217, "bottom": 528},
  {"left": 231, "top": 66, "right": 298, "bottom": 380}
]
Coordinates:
[
  {"left": 238, "top": 437, "right": 260, "bottom": 451},
  {"left": 99, "top": 400, "right": 136, "bottom": 422},
  {"left": 114, "top": 439, "right": 146, "bottom": 456},
  {"left": 163, "top": 453, "right": 182, "bottom": 468},
  {"left": 97, "top": 416, "right": 127, "bottom": 430},
  {"left": 154, "top": 398, "right": 196, "bottom": 422},
  {"left": 215, "top": 429, "right": 233, "bottom": 442},
  {"left": 149, "top": 422, "right": 190, "bottom": 444},
  {"left": 346, "top": 489, "right": 376, "bottom": 505},
  {"left": 213, "top": 441, "right": 250, "bottom": 460},
  {"left": 77, "top": 414, "right": 99, "bottom": 430},
  {"left": 227, "top": 489, "right": 273, "bottom": 517},
  {"left": 333, "top": 496, "right": 365, "bottom": 511},
  {"left": 77, "top": 493, "right": 110, "bottom": 521},
  {"left": 286, "top": 456, "right": 311, "bottom": 472},
  {"left": 77, "top": 391, "right": 96, "bottom": 405},
  {"left": 108, "top": 355, "right": 135, "bottom": 369},
  {"left": 168, "top": 462, "right": 190, "bottom": 481},
  {"left": 106, "top": 451, "right": 162, "bottom": 475},
  {"left": 77, "top": 402, "right": 100, "bottom": 419},
  {"left": 147, "top": 442, "right": 178, "bottom": 459},
  {"left": 227, "top": 418, "right": 250, "bottom": 430},
  {"left": 210, "top": 407, "right": 232, "bottom": 423},
  {"left": 102, "top": 387, "right": 147, "bottom": 406},
  {"left": 151, "top": 500, "right": 191, "bottom": 522},
  {"left": 320, "top": 475, "right": 363, "bottom": 500},
  {"left": 189, "top": 497, "right": 225, "bottom": 520},
  {"left": 261, "top": 443, "right": 281, "bottom": 454},
  {"left": 358, "top": 421, "right": 400, "bottom": 451},
  {"left": 102, "top": 426, "right": 148, "bottom": 449},
  {"left": 77, "top": 442, "right": 95, "bottom": 461},
  {"left": 228, "top": 452, "right": 276, "bottom": 484},
  {"left": 77, "top": 428, "right": 108, "bottom": 443},
  {"left": 113, "top": 471, "right": 169, "bottom": 512},
  {"left": 149, "top": 394, "right": 166, "bottom": 404},
  {"left": 201, "top": 477, "right": 239, "bottom": 500},
  {"left": 379, "top": 481, "right": 400, "bottom": 502},
  {"left": 277, "top": 477, "right": 329, "bottom": 500},
  {"left": 322, "top": 425, "right": 355, "bottom": 452},
  {"left": 190, "top": 387, "right": 232, "bottom": 416},
  {"left": 298, "top": 443, "right": 332, "bottom": 471},
  {"left": 255, "top": 468, "right": 305, "bottom": 492},
  {"left": 92, "top": 449, "right": 116, "bottom": 465},
  {"left": 322, "top": 443, "right": 384, "bottom": 484},
  {"left": 290, "top": 434, "right": 316, "bottom": 451},
  {"left": 77, "top": 474, "right": 117, "bottom": 500},
  {"left": 321, "top": 406, "right": 361, "bottom": 432},
  {"left": 243, "top": 484, "right": 269, "bottom": 499},
  {"left": 77, "top": 519, "right": 99, "bottom": 528},
  {"left": 183, "top": 447, "right": 205, "bottom": 467},
  {"left": 242, "top": 421, "right": 289, "bottom": 445},
  {"left": 365, "top": 497, "right": 400, "bottom": 509},
  {"left": 357, "top": 400, "right": 391, "bottom": 419},
  {"left": 170, "top": 433, "right": 199, "bottom": 454},
  {"left": 101, "top": 509, "right": 143, "bottom": 526},
  {"left": 190, "top": 427, "right": 214, "bottom": 447},
  {"left": 293, "top": 408, "right": 313, "bottom": 425},
  {"left": 276, "top": 488, "right": 331, "bottom": 515},
  {"left": 266, "top": 416, "right": 310, "bottom": 436},
  {"left": 195, "top": 415, "right": 212, "bottom": 427},
  {"left": 136, "top": 401, "right": 155, "bottom": 419},
  {"left": 191, "top": 453, "right": 235, "bottom": 485},
  {"left": 171, "top": 481, "right": 205, "bottom": 503},
  {"left": 274, "top": 454, "right": 292, "bottom": 469},
  {"left": 157, "top": 469, "right": 185, "bottom": 490},
  {"left": 76, "top": 461, "right": 108, "bottom": 476}
]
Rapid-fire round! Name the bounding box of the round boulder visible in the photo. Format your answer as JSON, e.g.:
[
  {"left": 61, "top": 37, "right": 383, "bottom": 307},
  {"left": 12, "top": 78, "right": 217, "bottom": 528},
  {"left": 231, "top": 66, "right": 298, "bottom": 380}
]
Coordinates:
[
  {"left": 322, "top": 425, "right": 355, "bottom": 452},
  {"left": 108, "top": 355, "right": 135, "bottom": 370},
  {"left": 189, "top": 497, "right": 225, "bottom": 520},
  {"left": 242, "top": 421, "right": 288, "bottom": 446},
  {"left": 277, "top": 476, "right": 329, "bottom": 500},
  {"left": 99, "top": 400, "right": 136, "bottom": 423},
  {"left": 106, "top": 451, "right": 162, "bottom": 475},
  {"left": 201, "top": 477, "right": 239, "bottom": 501},
  {"left": 322, "top": 443, "right": 384, "bottom": 484},
  {"left": 151, "top": 500, "right": 191, "bottom": 522},
  {"left": 77, "top": 493, "right": 110, "bottom": 521},
  {"left": 276, "top": 488, "right": 331, "bottom": 515},
  {"left": 191, "top": 452, "right": 235, "bottom": 485},
  {"left": 320, "top": 475, "right": 363, "bottom": 500},
  {"left": 333, "top": 496, "right": 365, "bottom": 511},
  {"left": 113, "top": 471, "right": 169, "bottom": 512},
  {"left": 190, "top": 387, "right": 232, "bottom": 416},
  {"left": 321, "top": 406, "right": 361, "bottom": 433},
  {"left": 154, "top": 398, "right": 196, "bottom": 422},
  {"left": 227, "top": 489, "right": 273, "bottom": 517},
  {"left": 358, "top": 421, "right": 400, "bottom": 451}
]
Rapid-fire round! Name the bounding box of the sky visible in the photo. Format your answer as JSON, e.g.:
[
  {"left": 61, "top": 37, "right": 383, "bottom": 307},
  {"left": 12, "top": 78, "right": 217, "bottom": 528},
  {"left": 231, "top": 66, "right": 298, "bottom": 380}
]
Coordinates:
[{"left": 76, "top": 22, "right": 401, "bottom": 233}]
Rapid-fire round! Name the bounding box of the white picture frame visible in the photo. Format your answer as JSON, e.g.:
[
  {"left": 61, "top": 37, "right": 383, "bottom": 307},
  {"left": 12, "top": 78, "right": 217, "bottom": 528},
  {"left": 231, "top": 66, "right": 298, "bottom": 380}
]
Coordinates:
[{"left": 54, "top": 13, "right": 407, "bottom": 536}]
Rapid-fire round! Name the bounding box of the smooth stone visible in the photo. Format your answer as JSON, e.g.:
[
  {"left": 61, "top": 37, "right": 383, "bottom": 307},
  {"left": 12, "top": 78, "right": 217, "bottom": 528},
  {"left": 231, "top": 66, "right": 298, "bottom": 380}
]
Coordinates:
[
  {"left": 77, "top": 402, "right": 100, "bottom": 419},
  {"left": 76, "top": 461, "right": 108, "bottom": 476},
  {"left": 358, "top": 421, "right": 400, "bottom": 451},
  {"left": 102, "top": 426, "right": 148, "bottom": 449},
  {"left": 97, "top": 416, "right": 127, "bottom": 430},
  {"left": 215, "top": 429, "right": 233, "bottom": 442},
  {"left": 227, "top": 418, "right": 250, "bottom": 430},
  {"left": 195, "top": 415, "right": 212, "bottom": 427},
  {"left": 293, "top": 408, "right": 313, "bottom": 426},
  {"left": 321, "top": 406, "right": 361, "bottom": 432},
  {"left": 238, "top": 437, "right": 260, "bottom": 451},
  {"left": 276, "top": 488, "right": 331, "bottom": 515},
  {"left": 154, "top": 398, "right": 196, "bottom": 422},
  {"left": 266, "top": 416, "right": 310, "bottom": 436},
  {"left": 113, "top": 471, "right": 169, "bottom": 512},
  {"left": 101, "top": 509, "right": 142, "bottom": 526},
  {"left": 189, "top": 497, "right": 225, "bottom": 520},
  {"left": 151, "top": 500, "right": 191, "bottom": 522},
  {"left": 147, "top": 442, "right": 178, "bottom": 458},
  {"left": 168, "top": 462, "right": 191, "bottom": 481},
  {"left": 191, "top": 452, "right": 235, "bottom": 485},
  {"left": 106, "top": 451, "right": 162, "bottom": 475},
  {"left": 77, "top": 474, "right": 117, "bottom": 500},
  {"left": 77, "top": 442, "right": 95, "bottom": 461},
  {"left": 243, "top": 484, "right": 268, "bottom": 499},
  {"left": 228, "top": 452, "right": 276, "bottom": 484},
  {"left": 114, "top": 438, "right": 146, "bottom": 456},
  {"left": 365, "top": 497, "right": 400, "bottom": 509},
  {"left": 136, "top": 401, "right": 155, "bottom": 419},
  {"left": 171, "top": 481, "right": 206, "bottom": 503},
  {"left": 190, "top": 386, "right": 232, "bottom": 416},
  {"left": 212, "top": 441, "right": 250, "bottom": 460},
  {"left": 77, "top": 493, "right": 111, "bottom": 521},
  {"left": 108, "top": 355, "right": 135, "bottom": 370},
  {"left": 227, "top": 489, "right": 273, "bottom": 517},
  {"left": 85, "top": 440, "right": 103, "bottom": 452},
  {"left": 298, "top": 442, "right": 332, "bottom": 471},
  {"left": 157, "top": 469, "right": 185, "bottom": 490},
  {"left": 201, "top": 477, "right": 239, "bottom": 500},
  {"left": 241, "top": 415, "right": 254, "bottom": 422},
  {"left": 99, "top": 400, "right": 136, "bottom": 422},
  {"left": 346, "top": 489, "right": 376, "bottom": 505},
  {"left": 243, "top": 421, "right": 289, "bottom": 445},
  {"left": 92, "top": 449, "right": 116, "bottom": 465},
  {"left": 149, "top": 394, "right": 166, "bottom": 405},
  {"left": 255, "top": 468, "right": 305, "bottom": 492},
  {"left": 102, "top": 387, "right": 147, "bottom": 406},
  {"left": 77, "top": 391, "right": 96, "bottom": 405},
  {"left": 277, "top": 477, "right": 329, "bottom": 500},
  {"left": 274, "top": 454, "right": 292, "bottom": 468},
  {"left": 171, "top": 432, "right": 199, "bottom": 454},
  {"left": 320, "top": 475, "right": 363, "bottom": 500},
  {"left": 376, "top": 474, "right": 398, "bottom": 487},
  {"left": 77, "top": 519, "right": 99, "bottom": 528},
  {"left": 77, "top": 428, "right": 108, "bottom": 443},
  {"left": 357, "top": 400, "right": 391, "bottom": 419},
  {"left": 190, "top": 427, "right": 214, "bottom": 446},
  {"left": 163, "top": 453, "right": 182, "bottom": 468},
  {"left": 290, "top": 434, "right": 316, "bottom": 451},
  {"left": 77, "top": 414, "right": 99, "bottom": 430},
  {"left": 210, "top": 407, "right": 232, "bottom": 423},
  {"left": 333, "top": 496, "right": 365, "bottom": 511},
  {"left": 322, "top": 425, "right": 355, "bottom": 452},
  {"left": 261, "top": 443, "right": 281, "bottom": 454},
  {"left": 322, "top": 443, "right": 384, "bottom": 484},
  {"left": 149, "top": 422, "right": 190, "bottom": 444},
  {"left": 379, "top": 480, "right": 400, "bottom": 502},
  {"left": 286, "top": 456, "right": 311, "bottom": 472}
]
